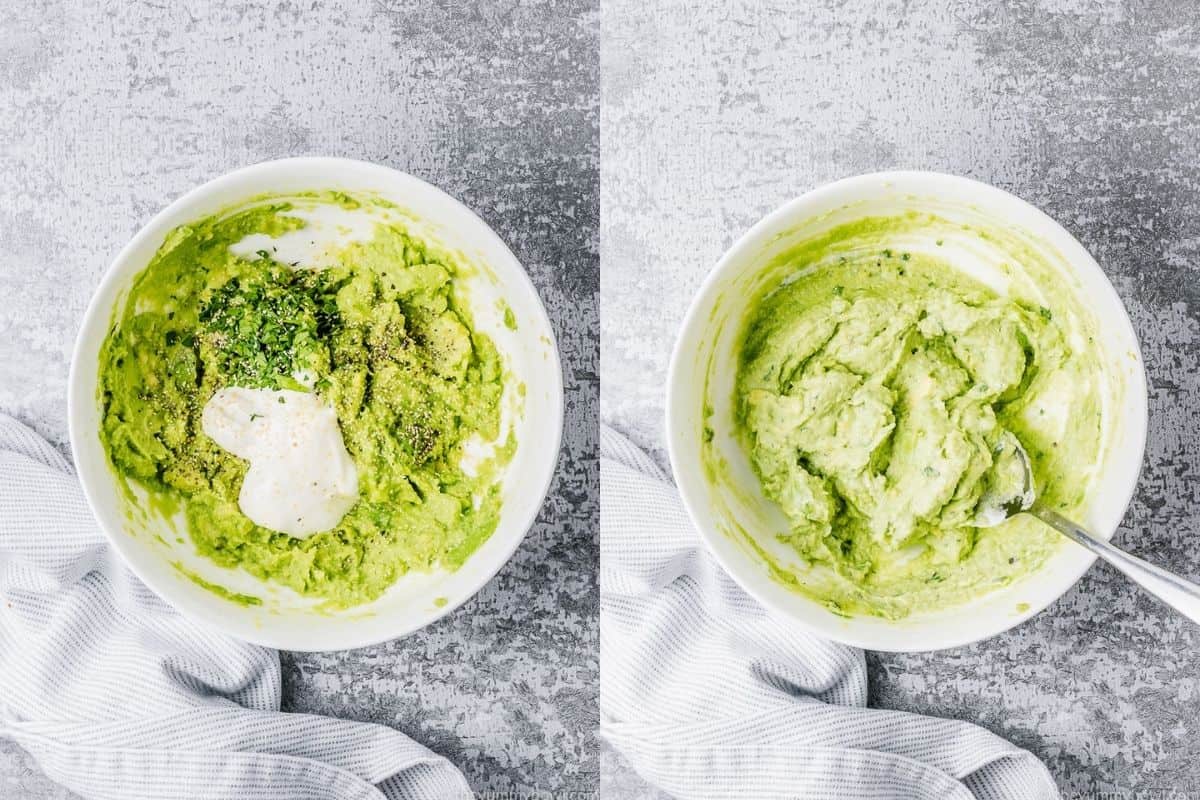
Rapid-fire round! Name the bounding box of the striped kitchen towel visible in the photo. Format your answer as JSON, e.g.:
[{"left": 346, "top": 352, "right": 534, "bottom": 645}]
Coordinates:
[
  {"left": 600, "top": 424, "right": 1060, "bottom": 800},
  {"left": 0, "top": 413, "right": 473, "bottom": 800}
]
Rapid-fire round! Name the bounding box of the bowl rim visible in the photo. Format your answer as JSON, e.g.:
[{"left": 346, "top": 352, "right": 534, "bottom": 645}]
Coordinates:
[
  {"left": 67, "top": 155, "right": 565, "bottom": 651},
  {"left": 665, "top": 169, "right": 1149, "bottom": 652}
]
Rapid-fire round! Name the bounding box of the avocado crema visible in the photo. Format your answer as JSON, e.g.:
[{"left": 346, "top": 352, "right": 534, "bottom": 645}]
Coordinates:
[
  {"left": 733, "top": 217, "right": 1108, "bottom": 619},
  {"left": 99, "top": 193, "right": 513, "bottom": 608}
]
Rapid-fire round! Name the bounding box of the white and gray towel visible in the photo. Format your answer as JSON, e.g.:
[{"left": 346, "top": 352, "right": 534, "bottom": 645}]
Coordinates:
[
  {"left": 0, "top": 408, "right": 1064, "bottom": 800},
  {"left": 0, "top": 413, "right": 472, "bottom": 800},
  {"left": 600, "top": 424, "right": 1060, "bottom": 800}
]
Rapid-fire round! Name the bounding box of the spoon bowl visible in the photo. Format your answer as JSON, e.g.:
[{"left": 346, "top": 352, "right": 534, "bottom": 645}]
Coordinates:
[{"left": 975, "top": 431, "right": 1037, "bottom": 528}]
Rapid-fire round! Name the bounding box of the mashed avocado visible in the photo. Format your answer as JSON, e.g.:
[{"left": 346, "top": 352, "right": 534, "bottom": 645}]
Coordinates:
[
  {"left": 732, "top": 216, "right": 1107, "bottom": 619},
  {"left": 99, "top": 192, "right": 512, "bottom": 608}
]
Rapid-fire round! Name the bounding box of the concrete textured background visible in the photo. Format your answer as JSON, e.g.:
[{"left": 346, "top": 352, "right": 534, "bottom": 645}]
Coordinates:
[
  {"left": 601, "top": 1, "right": 1200, "bottom": 798},
  {"left": 0, "top": 1, "right": 597, "bottom": 798}
]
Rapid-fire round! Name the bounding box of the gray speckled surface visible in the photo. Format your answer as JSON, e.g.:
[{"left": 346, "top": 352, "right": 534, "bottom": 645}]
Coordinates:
[
  {"left": 602, "top": 1, "right": 1200, "bottom": 798},
  {"left": 0, "top": 1, "right": 597, "bottom": 797}
]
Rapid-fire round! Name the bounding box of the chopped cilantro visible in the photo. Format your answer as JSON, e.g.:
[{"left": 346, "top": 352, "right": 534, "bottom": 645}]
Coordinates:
[{"left": 198, "top": 267, "right": 344, "bottom": 389}]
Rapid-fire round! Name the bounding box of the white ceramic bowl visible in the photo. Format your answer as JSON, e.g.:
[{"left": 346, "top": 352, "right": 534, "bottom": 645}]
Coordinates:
[
  {"left": 667, "top": 171, "right": 1147, "bottom": 652},
  {"left": 69, "top": 157, "right": 563, "bottom": 651}
]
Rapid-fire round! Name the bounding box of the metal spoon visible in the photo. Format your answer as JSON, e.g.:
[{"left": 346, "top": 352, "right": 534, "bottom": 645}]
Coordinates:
[{"left": 976, "top": 433, "right": 1200, "bottom": 625}]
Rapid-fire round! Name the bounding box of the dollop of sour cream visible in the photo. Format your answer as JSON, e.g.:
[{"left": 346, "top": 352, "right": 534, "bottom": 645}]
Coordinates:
[
  {"left": 201, "top": 387, "right": 358, "bottom": 538},
  {"left": 228, "top": 205, "right": 379, "bottom": 270}
]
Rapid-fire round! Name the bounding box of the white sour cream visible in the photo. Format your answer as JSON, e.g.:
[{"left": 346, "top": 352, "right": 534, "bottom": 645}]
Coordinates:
[
  {"left": 201, "top": 387, "right": 359, "bottom": 538},
  {"left": 228, "top": 205, "right": 379, "bottom": 270}
]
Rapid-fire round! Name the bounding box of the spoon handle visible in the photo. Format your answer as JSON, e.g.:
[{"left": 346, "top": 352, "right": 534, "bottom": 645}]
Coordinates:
[{"left": 1034, "top": 507, "right": 1200, "bottom": 626}]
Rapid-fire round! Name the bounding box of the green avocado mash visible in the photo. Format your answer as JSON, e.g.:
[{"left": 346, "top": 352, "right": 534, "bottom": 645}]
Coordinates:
[
  {"left": 730, "top": 214, "right": 1109, "bottom": 619},
  {"left": 99, "top": 192, "right": 513, "bottom": 608}
]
